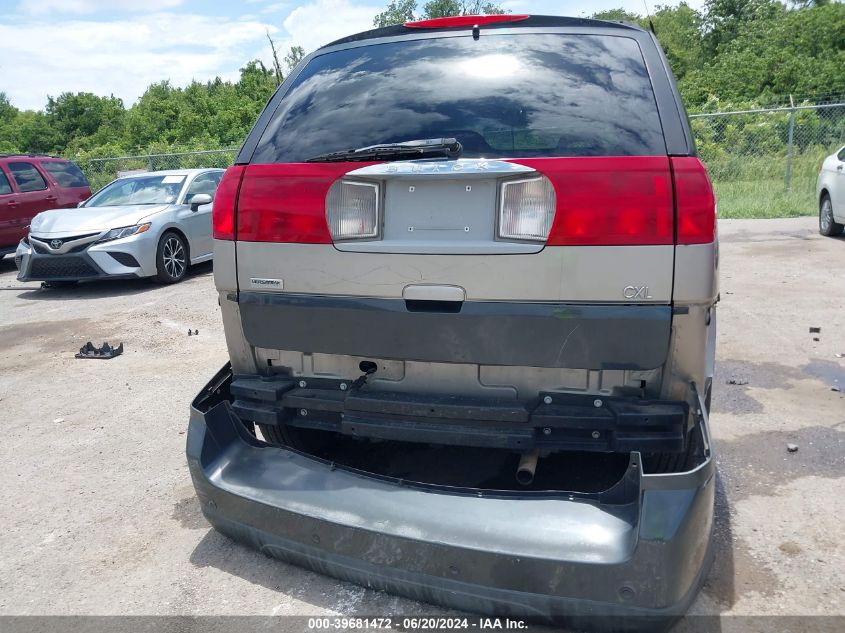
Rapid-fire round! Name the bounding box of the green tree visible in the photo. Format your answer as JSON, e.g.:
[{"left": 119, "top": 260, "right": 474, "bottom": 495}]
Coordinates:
[
  {"left": 701, "top": 0, "right": 784, "bottom": 56},
  {"left": 423, "top": 0, "right": 504, "bottom": 18},
  {"left": 592, "top": 4, "right": 704, "bottom": 81},
  {"left": 374, "top": 0, "right": 416, "bottom": 26},
  {"left": 591, "top": 9, "right": 644, "bottom": 24},
  {"left": 284, "top": 45, "right": 305, "bottom": 72},
  {"left": 15, "top": 110, "right": 63, "bottom": 154},
  {"left": 0, "top": 92, "right": 21, "bottom": 153},
  {"left": 236, "top": 60, "right": 278, "bottom": 105},
  {"left": 45, "top": 92, "right": 126, "bottom": 150},
  {"left": 123, "top": 81, "right": 182, "bottom": 149},
  {"left": 374, "top": 0, "right": 504, "bottom": 27},
  {"left": 650, "top": 3, "right": 705, "bottom": 81},
  {"left": 681, "top": 2, "right": 845, "bottom": 105}
]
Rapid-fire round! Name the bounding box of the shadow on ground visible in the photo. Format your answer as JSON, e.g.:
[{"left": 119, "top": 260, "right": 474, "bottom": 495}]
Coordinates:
[{"left": 12, "top": 261, "right": 212, "bottom": 301}]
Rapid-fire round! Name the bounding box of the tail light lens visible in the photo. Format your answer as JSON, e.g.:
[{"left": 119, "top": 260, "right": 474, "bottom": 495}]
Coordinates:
[
  {"left": 326, "top": 180, "right": 380, "bottom": 240},
  {"left": 512, "top": 157, "right": 675, "bottom": 246},
  {"left": 212, "top": 165, "right": 245, "bottom": 240},
  {"left": 498, "top": 176, "right": 556, "bottom": 241},
  {"left": 672, "top": 157, "right": 716, "bottom": 244},
  {"left": 235, "top": 164, "right": 358, "bottom": 243}
]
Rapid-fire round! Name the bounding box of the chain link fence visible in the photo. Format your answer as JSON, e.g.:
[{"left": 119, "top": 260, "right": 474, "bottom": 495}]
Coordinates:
[
  {"left": 72, "top": 102, "right": 845, "bottom": 218},
  {"left": 689, "top": 101, "right": 845, "bottom": 217},
  {"left": 77, "top": 148, "right": 238, "bottom": 193}
]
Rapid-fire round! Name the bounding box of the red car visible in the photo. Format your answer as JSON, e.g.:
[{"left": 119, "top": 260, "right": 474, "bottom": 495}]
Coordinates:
[{"left": 0, "top": 155, "right": 92, "bottom": 256}]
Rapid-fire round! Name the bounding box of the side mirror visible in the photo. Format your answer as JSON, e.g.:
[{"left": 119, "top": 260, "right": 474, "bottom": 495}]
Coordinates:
[{"left": 189, "top": 193, "right": 213, "bottom": 211}]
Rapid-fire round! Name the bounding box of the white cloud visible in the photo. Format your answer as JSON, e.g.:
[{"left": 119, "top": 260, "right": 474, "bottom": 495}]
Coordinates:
[
  {"left": 0, "top": 12, "right": 277, "bottom": 110},
  {"left": 261, "top": 2, "right": 292, "bottom": 13},
  {"left": 19, "top": 0, "right": 185, "bottom": 15},
  {"left": 0, "top": 0, "right": 710, "bottom": 111},
  {"left": 282, "top": 0, "right": 381, "bottom": 52}
]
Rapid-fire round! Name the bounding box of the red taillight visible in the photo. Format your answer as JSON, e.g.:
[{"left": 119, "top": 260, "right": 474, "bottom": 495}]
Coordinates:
[
  {"left": 236, "top": 163, "right": 372, "bottom": 243},
  {"left": 212, "top": 165, "right": 245, "bottom": 240},
  {"left": 404, "top": 15, "right": 529, "bottom": 28},
  {"left": 511, "top": 157, "right": 675, "bottom": 246},
  {"left": 672, "top": 157, "right": 716, "bottom": 244}
]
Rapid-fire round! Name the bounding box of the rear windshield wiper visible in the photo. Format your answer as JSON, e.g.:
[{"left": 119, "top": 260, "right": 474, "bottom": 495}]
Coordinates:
[{"left": 305, "top": 138, "right": 462, "bottom": 163}]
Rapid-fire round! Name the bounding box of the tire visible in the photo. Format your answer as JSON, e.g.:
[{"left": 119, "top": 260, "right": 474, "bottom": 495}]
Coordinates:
[
  {"left": 819, "top": 195, "right": 844, "bottom": 236},
  {"left": 257, "top": 423, "right": 332, "bottom": 454},
  {"left": 155, "top": 231, "right": 189, "bottom": 283},
  {"left": 258, "top": 423, "right": 293, "bottom": 447}
]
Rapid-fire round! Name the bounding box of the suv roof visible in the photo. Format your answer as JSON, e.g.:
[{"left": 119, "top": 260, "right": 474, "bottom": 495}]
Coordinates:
[
  {"left": 0, "top": 154, "right": 63, "bottom": 160},
  {"left": 326, "top": 15, "right": 646, "bottom": 48}
]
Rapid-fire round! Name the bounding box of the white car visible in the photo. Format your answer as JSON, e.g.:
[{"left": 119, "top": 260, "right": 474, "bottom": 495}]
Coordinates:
[
  {"left": 15, "top": 168, "right": 224, "bottom": 285},
  {"left": 817, "top": 145, "right": 845, "bottom": 236}
]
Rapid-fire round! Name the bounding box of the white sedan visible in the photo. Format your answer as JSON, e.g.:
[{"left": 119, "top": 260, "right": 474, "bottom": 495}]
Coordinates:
[
  {"left": 15, "top": 168, "right": 224, "bottom": 285},
  {"left": 818, "top": 145, "right": 845, "bottom": 236}
]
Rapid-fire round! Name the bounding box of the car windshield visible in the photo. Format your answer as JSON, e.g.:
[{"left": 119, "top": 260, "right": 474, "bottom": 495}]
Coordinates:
[
  {"left": 85, "top": 174, "right": 186, "bottom": 206},
  {"left": 252, "top": 33, "right": 666, "bottom": 163}
]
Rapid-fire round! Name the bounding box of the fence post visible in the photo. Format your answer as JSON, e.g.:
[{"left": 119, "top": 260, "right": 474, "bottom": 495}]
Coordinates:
[{"left": 784, "top": 95, "right": 796, "bottom": 192}]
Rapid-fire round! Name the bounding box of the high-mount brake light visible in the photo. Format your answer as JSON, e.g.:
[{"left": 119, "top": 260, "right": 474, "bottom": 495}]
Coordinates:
[
  {"left": 212, "top": 165, "right": 245, "bottom": 240},
  {"left": 404, "top": 15, "right": 530, "bottom": 28}
]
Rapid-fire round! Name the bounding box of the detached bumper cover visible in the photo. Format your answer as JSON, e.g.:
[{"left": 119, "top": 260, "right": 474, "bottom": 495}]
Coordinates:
[{"left": 187, "top": 364, "right": 715, "bottom": 629}]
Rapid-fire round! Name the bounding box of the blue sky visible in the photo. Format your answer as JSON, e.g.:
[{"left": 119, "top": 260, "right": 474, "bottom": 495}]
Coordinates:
[{"left": 0, "top": 0, "right": 704, "bottom": 110}]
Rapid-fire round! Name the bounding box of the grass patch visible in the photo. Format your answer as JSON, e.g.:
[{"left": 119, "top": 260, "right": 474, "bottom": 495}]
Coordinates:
[
  {"left": 704, "top": 151, "right": 823, "bottom": 218},
  {"left": 713, "top": 176, "right": 817, "bottom": 218}
]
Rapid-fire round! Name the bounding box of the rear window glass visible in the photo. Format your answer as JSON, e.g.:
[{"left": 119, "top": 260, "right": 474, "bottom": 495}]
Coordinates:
[
  {"left": 253, "top": 33, "right": 666, "bottom": 163},
  {"left": 41, "top": 161, "right": 89, "bottom": 188},
  {"left": 8, "top": 162, "right": 47, "bottom": 192}
]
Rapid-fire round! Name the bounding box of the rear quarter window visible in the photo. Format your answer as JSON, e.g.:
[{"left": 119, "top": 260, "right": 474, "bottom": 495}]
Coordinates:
[
  {"left": 41, "top": 161, "right": 90, "bottom": 188},
  {"left": 8, "top": 162, "right": 47, "bottom": 192},
  {"left": 0, "top": 170, "right": 12, "bottom": 195},
  {"left": 252, "top": 33, "right": 666, "bottom": 163}
]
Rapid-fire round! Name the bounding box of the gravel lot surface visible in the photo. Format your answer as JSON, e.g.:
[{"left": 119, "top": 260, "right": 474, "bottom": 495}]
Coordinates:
[{"left": 0, "top": 217, "right": 842, "bottom": 629}]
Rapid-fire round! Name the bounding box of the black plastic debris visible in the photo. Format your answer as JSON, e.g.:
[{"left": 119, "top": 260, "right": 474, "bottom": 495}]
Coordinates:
[
  {"left": 188, "top": 329, "right": 199, "bottom": 336},
  {"left": 809, "top": 327, "right": 821, "bottom": 334},
  {"left": 75, "top": 341, "right": 124, "bottom": 360},
  {"left": 726, "top": 378, "right": 749, "bottom": 385}
]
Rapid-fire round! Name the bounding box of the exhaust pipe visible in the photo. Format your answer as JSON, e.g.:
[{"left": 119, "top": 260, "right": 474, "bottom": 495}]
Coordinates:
[{"left": 516, "top": 449, "right": 540, "bottom": 486}]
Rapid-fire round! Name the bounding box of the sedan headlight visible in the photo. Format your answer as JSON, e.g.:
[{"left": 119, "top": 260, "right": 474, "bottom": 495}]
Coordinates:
[{"left": 97, "top": 223, "right": 151, "bottom": 243}]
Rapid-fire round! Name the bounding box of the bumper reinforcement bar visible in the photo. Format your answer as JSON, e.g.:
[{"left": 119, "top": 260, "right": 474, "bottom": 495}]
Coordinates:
[{"left": 229, "top": 374, "right": 691, "bottom": 453}]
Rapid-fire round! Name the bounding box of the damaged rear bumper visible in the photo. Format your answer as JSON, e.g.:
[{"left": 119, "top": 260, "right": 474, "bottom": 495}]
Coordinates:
[{"left": 187, "top": 364, "right": 715, "bottom": 630}]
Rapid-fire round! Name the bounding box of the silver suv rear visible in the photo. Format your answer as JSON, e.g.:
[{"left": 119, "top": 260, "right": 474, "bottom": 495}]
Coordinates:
[{"left": 188, "top": 14, "right": 718, "bottom": 629}]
